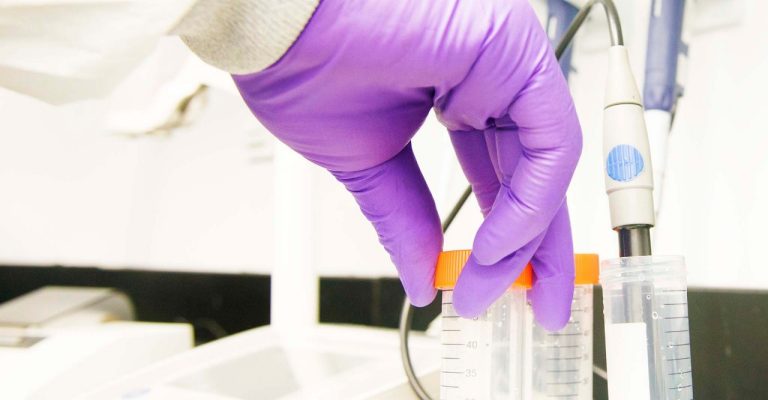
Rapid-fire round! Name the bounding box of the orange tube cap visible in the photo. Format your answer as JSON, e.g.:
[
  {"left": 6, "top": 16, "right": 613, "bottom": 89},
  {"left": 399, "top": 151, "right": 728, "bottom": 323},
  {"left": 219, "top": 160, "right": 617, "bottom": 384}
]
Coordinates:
[{"left": 434, "top": 250, "right": 599, "bottom": 289}]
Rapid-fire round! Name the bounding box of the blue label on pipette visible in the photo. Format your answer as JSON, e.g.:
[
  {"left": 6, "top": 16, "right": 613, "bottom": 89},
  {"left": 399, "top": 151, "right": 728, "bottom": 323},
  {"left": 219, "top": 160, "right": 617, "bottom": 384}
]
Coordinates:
[{"left": 606, "top": 145, "right": 644, "bottom": 182}]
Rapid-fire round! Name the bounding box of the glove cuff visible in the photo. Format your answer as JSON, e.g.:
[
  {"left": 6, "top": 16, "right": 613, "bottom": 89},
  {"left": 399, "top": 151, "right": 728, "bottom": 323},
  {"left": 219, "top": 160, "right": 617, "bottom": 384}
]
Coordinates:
[{"left": 172, "top": 0, "right": 320, "bottom": 74}]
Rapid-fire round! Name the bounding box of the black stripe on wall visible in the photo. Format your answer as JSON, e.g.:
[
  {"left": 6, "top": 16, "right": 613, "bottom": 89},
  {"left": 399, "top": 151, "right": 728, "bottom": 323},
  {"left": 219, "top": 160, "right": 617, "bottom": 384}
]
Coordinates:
[
  {"left": 1, "top": 266, "right": 766, "bottom": 398},
  {"left": 0, "top": 265, "right": 270, "bottom": 343}
]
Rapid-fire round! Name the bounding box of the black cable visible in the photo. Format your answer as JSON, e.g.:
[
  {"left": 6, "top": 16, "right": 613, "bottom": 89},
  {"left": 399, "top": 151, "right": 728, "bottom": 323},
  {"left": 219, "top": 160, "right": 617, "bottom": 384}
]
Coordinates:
[
  {"left": 555, "top": 0, "right": 624, "bottom": 59},
  {"left": 441, "top": 185, "right": 473, "bottom": 232}
]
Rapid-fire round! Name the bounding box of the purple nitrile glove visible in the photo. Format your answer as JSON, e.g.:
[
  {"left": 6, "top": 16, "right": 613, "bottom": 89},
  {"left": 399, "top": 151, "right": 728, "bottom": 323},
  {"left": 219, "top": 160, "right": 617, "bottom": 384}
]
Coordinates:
[{"left": 233, "top": 0, "right": 582, "bottom": 330}]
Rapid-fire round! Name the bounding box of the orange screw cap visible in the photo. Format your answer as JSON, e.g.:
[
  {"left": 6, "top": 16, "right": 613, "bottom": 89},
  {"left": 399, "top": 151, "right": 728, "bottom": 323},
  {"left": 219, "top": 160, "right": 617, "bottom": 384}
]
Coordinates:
[{"left": 434, "top": 250, "right": 599, "bottom": 289}]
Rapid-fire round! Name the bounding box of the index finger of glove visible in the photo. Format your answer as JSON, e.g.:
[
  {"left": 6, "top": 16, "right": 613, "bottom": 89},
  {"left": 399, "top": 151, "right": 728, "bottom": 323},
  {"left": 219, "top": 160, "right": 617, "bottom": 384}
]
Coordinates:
[{"left": 471, "top": 42, "right": 582, "bottom": 265}]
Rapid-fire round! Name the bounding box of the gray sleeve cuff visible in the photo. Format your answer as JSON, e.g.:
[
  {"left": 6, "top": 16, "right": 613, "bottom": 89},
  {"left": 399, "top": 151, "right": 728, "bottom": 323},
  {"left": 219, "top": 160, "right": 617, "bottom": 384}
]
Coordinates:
[{"left": 172, "top": 0, "right": 320, "bottom": 74}]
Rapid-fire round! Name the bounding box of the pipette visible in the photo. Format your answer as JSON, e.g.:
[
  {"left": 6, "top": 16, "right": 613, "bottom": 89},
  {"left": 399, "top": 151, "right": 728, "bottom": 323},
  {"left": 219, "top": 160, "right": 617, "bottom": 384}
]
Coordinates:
[{"left": 643, "top": 0, "right": 687, "bottom": 212}]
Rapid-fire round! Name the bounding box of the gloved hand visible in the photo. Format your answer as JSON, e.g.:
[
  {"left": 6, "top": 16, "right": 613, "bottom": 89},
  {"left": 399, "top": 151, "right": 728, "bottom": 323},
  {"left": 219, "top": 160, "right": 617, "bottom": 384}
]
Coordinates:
[{"left": 233, "top": 0, "right": 582, "bottom": 330}]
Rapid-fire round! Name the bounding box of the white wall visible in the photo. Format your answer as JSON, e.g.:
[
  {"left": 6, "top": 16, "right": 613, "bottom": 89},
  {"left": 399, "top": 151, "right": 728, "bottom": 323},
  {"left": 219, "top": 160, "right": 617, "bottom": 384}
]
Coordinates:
[
  {"left": 0, "top": 40, "right": 276, "bottom": 274},
  {"left": 0, "top": 0, "right": 766, "bottom": 289}
]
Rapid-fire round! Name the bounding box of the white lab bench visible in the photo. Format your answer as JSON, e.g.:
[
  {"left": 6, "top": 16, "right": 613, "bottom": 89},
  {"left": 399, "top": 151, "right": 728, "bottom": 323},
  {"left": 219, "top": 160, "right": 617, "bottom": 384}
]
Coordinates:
[
  {"left": 81, "top": 324, "right": 440, "bottom": 400},
  {"left": 0, "top": 286, "right": 193, "bottom": 400}
]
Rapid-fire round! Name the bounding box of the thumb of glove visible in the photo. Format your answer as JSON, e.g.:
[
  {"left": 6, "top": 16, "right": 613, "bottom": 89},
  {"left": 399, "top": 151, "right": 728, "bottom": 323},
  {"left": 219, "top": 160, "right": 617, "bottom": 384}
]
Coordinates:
[{"left": 331, "top": 144, "right": 442, "bottom": 307}]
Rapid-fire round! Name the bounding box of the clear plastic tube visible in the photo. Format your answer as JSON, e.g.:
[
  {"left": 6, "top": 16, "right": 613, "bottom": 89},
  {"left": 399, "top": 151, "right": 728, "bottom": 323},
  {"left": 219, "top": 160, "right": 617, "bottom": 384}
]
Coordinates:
[
  {"left": 439, "top": 289, "right": 527, "bottom": 400},
  {"left": 600, "top": 256, "right": 694, "bottom": 400},
  {"left": 531, "top": 285, "right": 594, "bottom": 400}
]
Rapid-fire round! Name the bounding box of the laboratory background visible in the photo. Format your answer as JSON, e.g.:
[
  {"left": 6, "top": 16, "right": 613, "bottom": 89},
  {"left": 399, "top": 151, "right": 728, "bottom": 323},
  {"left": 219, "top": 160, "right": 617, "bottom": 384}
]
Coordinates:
[{"left": 0, "top": 0, "right": 766, "bottom": 399}]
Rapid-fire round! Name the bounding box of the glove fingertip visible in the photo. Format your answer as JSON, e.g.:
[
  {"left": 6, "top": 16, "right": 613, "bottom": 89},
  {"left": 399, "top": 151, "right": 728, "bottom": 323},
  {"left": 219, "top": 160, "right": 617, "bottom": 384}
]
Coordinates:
[
  {"left": 406, "top": 285, "right": 437, "bottom": 307},
  {"left": 451, "top": 253, "right": 528, "bottom": 318},
  {"left": 397, "top": 248, "right": 440, "bottom": 308},
  {"left": 530, "top": 277, "right": 575, "bottom": 331},
  {"left": 451, "top": 286, "right": 489, "bottom": 318},
  {"left": 452, "top": 268, "right": 502, "bottom": 318}
]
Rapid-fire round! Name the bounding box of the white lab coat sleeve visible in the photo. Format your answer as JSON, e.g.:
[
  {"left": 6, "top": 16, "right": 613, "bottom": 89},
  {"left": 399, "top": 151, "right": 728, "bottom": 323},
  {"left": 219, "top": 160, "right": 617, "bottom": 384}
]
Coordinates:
[{"left": 0, "top": 0, "right": 199, "bottom": 104}]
